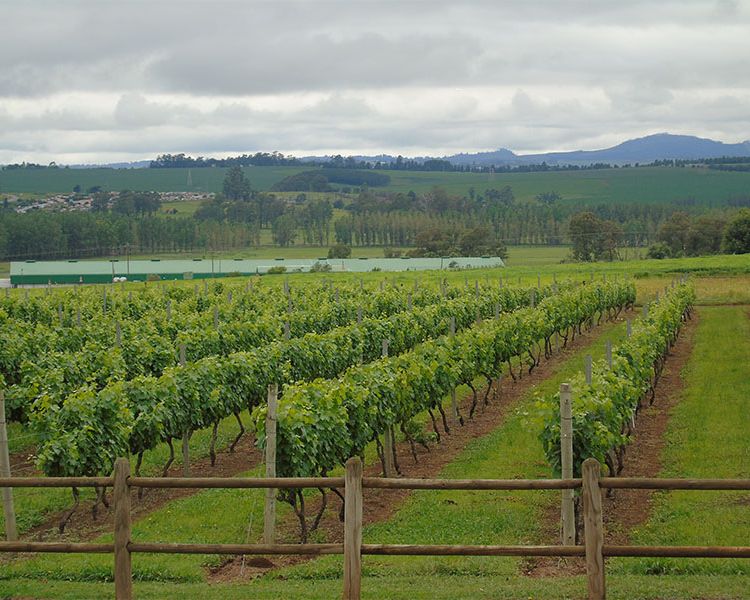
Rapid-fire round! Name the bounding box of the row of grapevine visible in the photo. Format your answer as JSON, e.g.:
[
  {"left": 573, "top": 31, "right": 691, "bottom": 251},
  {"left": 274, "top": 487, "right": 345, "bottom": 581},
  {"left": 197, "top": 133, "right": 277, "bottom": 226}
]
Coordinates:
[
  {"left": 253, "top": 281, "right": 635, "bottom": 481},
  {"left": 3, "top": 282, "right": 501, "bottom": 421},
  {"left": 536, "top": 283, "right": 694, "bottom": 478},
  {"left": 1, "top": 278, "right": 398, "bottom": 326},
  {"left": 29, "top": 281, "right": 563, "bottom": 478},
  {"left": 0, "top": 281, "right": 455, "bottom": 388}
]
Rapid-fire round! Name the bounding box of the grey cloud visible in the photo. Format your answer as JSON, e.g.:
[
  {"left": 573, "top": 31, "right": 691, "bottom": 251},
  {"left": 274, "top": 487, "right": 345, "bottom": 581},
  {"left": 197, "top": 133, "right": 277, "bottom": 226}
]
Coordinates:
[
  {"left": 146, "top": 32, "right": 482, "bottom": 95},
  {"left": 1, "top": 0, "right": 749, "bottom": 162}
]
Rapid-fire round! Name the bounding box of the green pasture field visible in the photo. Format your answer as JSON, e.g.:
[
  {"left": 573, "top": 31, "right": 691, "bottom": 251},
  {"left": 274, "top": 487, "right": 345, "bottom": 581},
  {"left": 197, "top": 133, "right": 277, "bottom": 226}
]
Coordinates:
[
  {"left": 0, "top": 166, "right": 306, "bottom": 195},
  {"left": 3, "top": 164, "right": 750, "bottom": 207}
]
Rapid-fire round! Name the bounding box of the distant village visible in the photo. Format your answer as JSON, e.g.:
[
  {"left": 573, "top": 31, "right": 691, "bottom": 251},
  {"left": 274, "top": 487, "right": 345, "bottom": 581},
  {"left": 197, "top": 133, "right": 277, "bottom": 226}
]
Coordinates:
[{"left": 5, "top": 191, "right": 214, "bottom": 214}]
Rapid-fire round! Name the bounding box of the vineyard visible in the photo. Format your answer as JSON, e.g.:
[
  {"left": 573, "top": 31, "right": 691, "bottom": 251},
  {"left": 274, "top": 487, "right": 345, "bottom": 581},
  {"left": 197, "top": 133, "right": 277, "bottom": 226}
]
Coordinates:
[{"left": 0, "top": 267, "right": 749, "bottom": 600}]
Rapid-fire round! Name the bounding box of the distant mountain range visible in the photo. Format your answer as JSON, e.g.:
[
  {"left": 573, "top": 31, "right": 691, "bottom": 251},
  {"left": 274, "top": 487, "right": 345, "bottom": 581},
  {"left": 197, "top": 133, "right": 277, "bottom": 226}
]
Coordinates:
[
  {"left": 296, "top": 133, "right": 750, "bottom": 168},
  {"left": 60, "top": 133, "right": 750, "bottom": 169},
  {"left": 443, "top": 133, "right": 750, "bottom": 167}
]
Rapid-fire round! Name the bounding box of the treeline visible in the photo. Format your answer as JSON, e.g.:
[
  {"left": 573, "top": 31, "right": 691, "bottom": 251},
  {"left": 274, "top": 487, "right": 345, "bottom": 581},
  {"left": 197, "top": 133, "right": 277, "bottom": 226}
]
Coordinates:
[
  {"left": 567, "top": 209, "right": 750, "bottom": 261},
  {"left": 270, "top": 169, "right": 391, "bottom": 192},
  {"left": 149, "top": 152, "right": 303, "bottom": 168},
  {"left": 334, "top": 187, "right": 674, "bottom": 247},
  {"left": 145, "top": 152, "right": 744, "bottom": 175},
  {"left": 645, "top": 211, "right": 746, "bottom": 258},
  {"left": 0, "top": 211, "right": 255, "bottom": 261}
]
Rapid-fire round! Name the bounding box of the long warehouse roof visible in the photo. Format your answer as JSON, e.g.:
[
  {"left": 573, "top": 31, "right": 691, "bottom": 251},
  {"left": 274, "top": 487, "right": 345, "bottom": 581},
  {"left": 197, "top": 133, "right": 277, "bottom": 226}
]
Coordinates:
[{"left": 10, "top": 256, "right": 504, "bottom": 281}]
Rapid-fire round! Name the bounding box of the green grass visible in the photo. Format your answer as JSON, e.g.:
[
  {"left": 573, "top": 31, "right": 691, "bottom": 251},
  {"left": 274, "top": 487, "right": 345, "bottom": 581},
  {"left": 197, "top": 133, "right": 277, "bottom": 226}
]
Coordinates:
[
  {"left": 3, "top": 165, "right": 750, "bottom": 208},
  {"left": 5, "top": 421, "right": 37, "bottom": 455},
  {"left": 1, "top": 573, "right": 749, "bottom": 600},
  {"left": 380, "top": 166, "right": 750, "bottom": 206},
  {"left": 159, "top": 199, "right": 204, "bottom": 218},
  {"left": 614, "top": 306, "right": 750, "bottom": 576},
  {"left": 0, "top": 166, "right": 306, "bottom": 195}
]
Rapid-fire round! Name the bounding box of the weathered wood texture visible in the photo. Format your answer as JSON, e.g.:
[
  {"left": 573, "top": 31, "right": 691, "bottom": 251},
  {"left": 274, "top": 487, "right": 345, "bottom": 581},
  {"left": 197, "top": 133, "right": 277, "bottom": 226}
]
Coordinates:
[
  {"left": 113, "top": 458, "right": 132, "bottom": 600},
  {"left": 0, "top": 390, "right": 18, "bottom": 541},
  {"left": 264, "top": 383, "right": 278, "bottom": 544},
  {"left": 582, "top": 458, "right": 606, "bottom": 600},
  {"left": 559, "top": 382, "right": 575, "bottom": 545},
  {"left": 343, "top": 457, "right": 363, "bottom": 600}
]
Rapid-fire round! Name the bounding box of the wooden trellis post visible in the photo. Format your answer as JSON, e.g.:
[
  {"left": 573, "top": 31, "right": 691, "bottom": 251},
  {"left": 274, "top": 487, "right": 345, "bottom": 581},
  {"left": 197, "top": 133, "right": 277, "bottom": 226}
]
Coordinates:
[
  {"left": 381, "top": 340, "right": 395, "bottom": 477},
  {"left": 263, "top": 384, "right": 278, "bottom": 544},
  {"left": 179, "top": 344, "right": 190, "bottom": 477},
  {"left": 0, "top": 390, "right": 18, "bottom": 541},
  {"left": 560, "top": 383, "right": 575, "bottom": 546}
]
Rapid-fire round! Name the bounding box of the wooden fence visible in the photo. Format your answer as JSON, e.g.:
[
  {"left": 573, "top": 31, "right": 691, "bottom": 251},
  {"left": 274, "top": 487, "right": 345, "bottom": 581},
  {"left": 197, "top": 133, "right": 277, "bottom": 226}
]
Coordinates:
[{"left": 2, "top": 457, "right": 750, "bottom": 600}]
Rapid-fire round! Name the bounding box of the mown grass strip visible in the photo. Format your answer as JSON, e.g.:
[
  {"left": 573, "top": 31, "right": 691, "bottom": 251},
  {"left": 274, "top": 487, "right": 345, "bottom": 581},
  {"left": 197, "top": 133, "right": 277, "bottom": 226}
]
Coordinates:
[
  {"left": 615, "top": 306, "right": 750, "bottom": 576},
  {"left": 1, "top": 573, "right": 750, "bottom": 600}
]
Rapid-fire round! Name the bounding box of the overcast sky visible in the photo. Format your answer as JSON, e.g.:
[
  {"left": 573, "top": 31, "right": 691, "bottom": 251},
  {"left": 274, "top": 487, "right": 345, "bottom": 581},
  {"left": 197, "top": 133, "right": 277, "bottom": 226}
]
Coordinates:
[{"left": 1, "top": 0, "right": 749, "bottom": 164}]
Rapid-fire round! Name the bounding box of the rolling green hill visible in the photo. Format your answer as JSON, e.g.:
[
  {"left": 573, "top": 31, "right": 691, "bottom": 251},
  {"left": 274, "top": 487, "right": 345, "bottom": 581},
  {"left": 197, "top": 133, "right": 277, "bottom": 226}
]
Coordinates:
[{"left": 2, "top": 165, "right": 749, "bottom": 207}]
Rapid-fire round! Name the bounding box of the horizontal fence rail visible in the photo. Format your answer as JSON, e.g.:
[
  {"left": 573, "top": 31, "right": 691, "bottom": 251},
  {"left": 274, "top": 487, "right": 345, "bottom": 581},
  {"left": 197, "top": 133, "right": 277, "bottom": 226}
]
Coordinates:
[{"left": 1, "top": 457, "right": 749, "bottom": 600}]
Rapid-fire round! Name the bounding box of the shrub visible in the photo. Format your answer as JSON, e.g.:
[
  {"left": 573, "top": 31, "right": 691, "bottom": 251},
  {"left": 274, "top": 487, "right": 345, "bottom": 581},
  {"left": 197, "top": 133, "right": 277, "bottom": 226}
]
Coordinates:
[
  {"left": 646, "top": 242, "right": 671, "bottom": 259},
  {"left": 328, "top": 244, "right": 352, "bottom": 258},
  {"left": 310, "top": 262, "right": 332, "bottom": 273}
]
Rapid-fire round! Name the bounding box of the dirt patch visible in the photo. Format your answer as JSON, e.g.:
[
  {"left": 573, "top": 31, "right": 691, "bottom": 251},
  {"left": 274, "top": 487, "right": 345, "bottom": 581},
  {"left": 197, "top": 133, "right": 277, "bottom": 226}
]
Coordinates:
[
  {"left": 523, "top": 309, "right": 700, "bottom": 577},
  {"left": 208, "top": 316, "right": 627, "bottom": 583}
]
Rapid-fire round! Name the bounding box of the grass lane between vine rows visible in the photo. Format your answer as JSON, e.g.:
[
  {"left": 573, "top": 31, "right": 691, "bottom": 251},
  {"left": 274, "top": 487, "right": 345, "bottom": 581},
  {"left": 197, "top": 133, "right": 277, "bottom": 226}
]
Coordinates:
[{"left": 612, "top": 305, "right": 750, "bottom": 577}]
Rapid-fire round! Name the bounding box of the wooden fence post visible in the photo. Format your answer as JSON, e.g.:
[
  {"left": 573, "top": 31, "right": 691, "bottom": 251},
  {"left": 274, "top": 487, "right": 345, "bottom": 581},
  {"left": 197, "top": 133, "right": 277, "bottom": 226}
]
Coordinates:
[
  {"left": 113, "top": 457, "right": 132, "bottom": 600},
  {"left": 263, "top": 384, "right": 278, "bottom": 544},
  {"left": 585, "top": 355, "right": 593, "bottom": 385},
  {"left": 582, "top": 458, "right": 606, "bottom": 600},
  {"left": 343, "top": 457, "right": 363, "bottom": 600},
  {"left": 559, "top": 383, "right": 575, "bottom": 546},
  {"left": 0, "top": 390, "right": 18, "bottom": 541}
]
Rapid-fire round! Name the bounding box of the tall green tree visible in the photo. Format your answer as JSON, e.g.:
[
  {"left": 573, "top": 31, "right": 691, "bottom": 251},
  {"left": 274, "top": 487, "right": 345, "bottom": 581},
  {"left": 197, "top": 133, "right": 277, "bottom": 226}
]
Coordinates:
[
  {"left": 272, "top": 213, "right": 298, "bottom": 247},
  {"left": 568, "top": 211, "right": 600, "bottom": 261},
  {"left": 222, "top": 166, "right": 252, "bottom": 201},
  {"left": 723, "top": 209, "right": 750, "bottom": 254}
]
